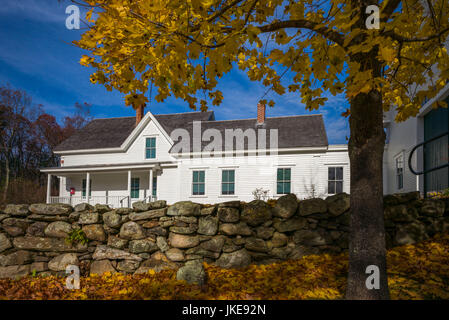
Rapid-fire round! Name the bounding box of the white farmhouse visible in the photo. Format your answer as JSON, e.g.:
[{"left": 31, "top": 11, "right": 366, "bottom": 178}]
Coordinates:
[
  {"left": 383, "top": 82, "right": 449, "bottom": 195},
  {"left": 41, "top": 104, "right": 350, "bottom": 207}
]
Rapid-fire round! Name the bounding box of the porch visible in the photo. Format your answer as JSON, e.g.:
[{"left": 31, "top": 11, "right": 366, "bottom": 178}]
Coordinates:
[{"left": 41, "top": 162, "right": 175, "bottom": 208}]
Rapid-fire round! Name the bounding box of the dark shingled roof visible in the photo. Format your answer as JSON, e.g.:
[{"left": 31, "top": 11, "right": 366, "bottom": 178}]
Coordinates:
[
  {"left": 53, "top": 111, "right": 215, "bottom": 152},
  {"left": 53, "top": 111, "right": 328, "bottom": 152}
]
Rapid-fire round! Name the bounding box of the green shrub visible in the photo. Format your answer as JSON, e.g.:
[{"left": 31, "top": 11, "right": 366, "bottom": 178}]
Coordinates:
[{"left": 65, "top": 229, "right": 89, "bottom": 245}]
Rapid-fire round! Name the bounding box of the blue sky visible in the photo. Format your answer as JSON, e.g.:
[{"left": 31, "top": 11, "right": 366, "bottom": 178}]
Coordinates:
[{"left": 0, "top": 0, "right": 350, "bottom": 144}]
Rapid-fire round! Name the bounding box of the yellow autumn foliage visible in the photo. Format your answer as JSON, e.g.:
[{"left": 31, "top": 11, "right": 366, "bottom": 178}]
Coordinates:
[{"left": 0, "top": 233, "right": 448, "bottom": 300}]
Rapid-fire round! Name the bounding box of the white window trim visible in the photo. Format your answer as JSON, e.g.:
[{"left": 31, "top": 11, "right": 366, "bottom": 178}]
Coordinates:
[
  {"left": 275, "top": 167, "right": 292, "bottom": 196},
  {"left": 221, "top": 168, "right": 236, "bottom": 196},
  {"left": 191, "top": 169, "right": 207, "bottom": 197},
  {"left": 144, "top": 136, "right": 157, "bottom": 160},
  {"left": 326, "top": 165, "right": 344, "bottom": 195},
  {"left": 394, "top": 151, "right": 405, "bottom": 191}
]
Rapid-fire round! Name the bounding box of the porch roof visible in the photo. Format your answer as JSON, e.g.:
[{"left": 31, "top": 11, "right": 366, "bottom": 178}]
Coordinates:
[{"left": 40, "top": 161, "right": 177, "bottom": 174}]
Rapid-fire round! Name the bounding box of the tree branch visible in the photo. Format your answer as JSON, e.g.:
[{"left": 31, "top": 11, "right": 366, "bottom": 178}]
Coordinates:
[
  {"left": 380, "top": 0, "right": 402, "bottom": 22},
  {"left": 257, "top": 19, "right": 345, "bottom": 47},
  {"left": 383, "top": 26, "right": 449, "bottom": 43}
]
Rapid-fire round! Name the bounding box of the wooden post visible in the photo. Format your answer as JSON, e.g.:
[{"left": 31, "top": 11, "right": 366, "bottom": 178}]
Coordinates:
[
  {"left": 86, "top": 172, "right": 90, "bottom": 204},
  {"left": 46, "top": 174, "right": 52, "bottom": 204},
  {"left": 127, "top": 170, "right": 132, "bottom": 207},
  {"left": 149, "top": 169, "right": 153, "bottom": 201}
]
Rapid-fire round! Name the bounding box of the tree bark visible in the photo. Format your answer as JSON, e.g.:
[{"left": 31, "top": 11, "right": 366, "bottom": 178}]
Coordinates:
[
  {"left": 345, "top": 87, "right": 390, "bottom": 299},
  {"left": 2, "top": 155, "right": 10, "bottom": 203}
]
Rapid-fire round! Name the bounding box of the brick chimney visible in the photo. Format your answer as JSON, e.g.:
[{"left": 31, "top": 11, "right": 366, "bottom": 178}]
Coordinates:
[
  {"left": 135, "top": 104, "right": 145, "bottom": 126},
  {"left": 257, "top": 102, "right": 265, "bottom": 125}
]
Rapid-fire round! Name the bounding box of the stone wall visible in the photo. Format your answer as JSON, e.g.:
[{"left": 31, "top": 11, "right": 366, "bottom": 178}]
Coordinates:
[{"left": 1, "top": 192, "right": 448, "bottom": 279}]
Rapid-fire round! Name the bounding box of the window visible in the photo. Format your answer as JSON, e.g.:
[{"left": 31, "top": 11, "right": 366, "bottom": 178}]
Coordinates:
[
  {"left": 328, "top": 167, "right": 343, "bottom": 194},
  {"left": 395, "top": 155, "right": 404, "bottom": 190},
  {"left": 221, "top": 170, "right": 235, "bottom": 195},
  {"left": 82, "top": 179, "right": 91, "bottom": 197},
  {"left": 277, "top": 168, "right": 291, "bottom": 194},
  {"left": 131, "top": 177, "right": 140, "bottom": 199},
  {"left": 145, "top": 137, "right": 156, "bottom": 159},
  {"left": 152, "top": 176, "right": 157, "bottom": 197},
  {"left": 192, "top": 171, "right": 205, "bottom": 195}
]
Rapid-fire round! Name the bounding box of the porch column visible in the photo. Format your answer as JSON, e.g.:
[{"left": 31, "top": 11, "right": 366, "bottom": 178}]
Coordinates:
[
  {"left": 127, "top": 170, "right": 132, "bottom": 207},
  {"left": 149, "top": 169, "right": 153, "bottom": 201},
  {"left": 86, "top": 172, "right": 90, "bottom": 204},
  {"left": 46, "top": 174, "right": 52, "bottom": 204}
]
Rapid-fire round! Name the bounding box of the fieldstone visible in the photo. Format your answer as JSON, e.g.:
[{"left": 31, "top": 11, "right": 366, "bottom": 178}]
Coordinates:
[
  {"left": 273, "top": 194, "right": 298, "bottom": 219},
  {"left": 256, "top": 226, "right": 275, "bottom": 240},
  {"left": 120, "top": 221, "right": 146, "bottom": 240},
  {"left": 146, "top": 226, "right": 167, "bottom": 237},
  {"left": 150, "top": 200, "right": 167, "bottom": 210},
  {"left": 298, "top": 198, "right": 327, "bottom": 216},
  {"left": 116, "top": 207, "right": 133, "bottom": 215},
  {"left": 384, "top": 205, "right": 418, "bottom": 222},
  {"left": 325, "top": 193, "right": 350, "bottom": 216},
  {"left": 245, "top": 237, "right": 268, "bottom": 253},
  {"left": 107, "top": 235, "right": 128, "bottom": 249},
  {"left": 129, "top": 208, "right": 167, "bottom": 221},
  {"left": 101, "top": 211, "right": 121, "bottom": 228},
  {"left": 170, "top": 225, "right": 197, "bottom": 234},
  {"left": 0, "top": 234, "right": 12, "bottom": 253},
  {"left": 200, "top": 205, "right": 217, "bottom": 215},
  {"left": 270, "top": 246, "right": 292, "bottom": 259},
  {"left": 48, "top": 253, "right": 79, "bottom": 271},
  {"left": 293, "top": 230, "right": 327, "bottom": 246},
  {"left": 200, "top": 236, "right": 225, "bottom": 253},
  {"left": 30, "top": 262, "right": 48, "bottom": 273},
  {"left": 142, "top": 221, "right": 160, "bottom": 228},
  {"left": 94, "top": 204, "right": 110, "bottom": 214},
  {"left": 44, "top": 221, "right": 72, "bottom": 238},
  {"left": 176, "top": 260, "right": 206, "bottom": 285},
  {"left": 92, "top": 245, "right": 142, "bottom": 261},
  {"left": 169, "top": 233, "right": 200, "bottom": 248},
  {"left": 74, "top": 203, "right": 94, "bottom": 212},
  {"left": 128, "top": 239, "right": 159, "bottom": 254},
  {"left": 90, "top": 260, "right": 116, "bottom": 275},
  {"left": 117, "top": 260, "right": 140, "bottom": 273},
  {"left": 156, "top": 236, "right": 170, "bottom": 252},
  {"left": 2, "top": 218, "right": 30, "bottom": 236},
  {"left": 218, "top": 207, "right": 240, "bottom": 223},
  {"left": 82, "top": 224, "right": 106, "bottom": 242},
  {"left": 394, "top": 220, "right": 428, "bottom": 245},
  {"left": 132, "top": 201, "right": 153, "bottom": 212},
  {"left": 289, "top": 245, "right": 320, "bottom": 259},
  {"left": 270, "top": 232, "right": 288, "bottom": 248},
  {"left": 420, "top": 200, "right": 445, "bottom": 217},
  {"left": 0, "top": 214, "right": 9, "bottom": 222},
  {"left": 222, "top": 237, "right": 242, "bottom": 253},
  {"left": 218, "top": 201, "right": 241, "bottom": 208},
  {"left": 135, "top": 255, "right": 178, "bottom": 274},
  {"left": 166, "top": 248, "right": 185, "bottom": 261},
  {"left": 219, "top": 222, "right": 252, "bottom": 236},
  {"left": 0, "top": 265, "right": 30, "bottom": 279},
  {"left": 13, "top": 236, "right": 87, "bottom": 252},
  {"left": 273, "top": 217, "right": 307, "bottom": 232},
  {"left": 215, "top": 249, "right": 251, "bottom": 269},
  {"left": 0, "top": 250, "right": 32, "bottom": 266},
  {"left": 167, "top": 201, "right": 201, "bottom": 216},
  {"left": 29, "top": 203, "right": 72, "bottom": 215},
  {"left": 197, "top": 216, "right": 218, "bottom": 235},
  {"left": 241, "top": 200, "right": 272, "bottom": 226},
  {"left": 26, "top": 214, "right": 70, "bottom": 222},
  {"left": 26, "top": 222, "right": 48, "bottom": 237},
  {"left": 78, "top": 212, "right": 100, "bottom": 225},
  {"left": 4, "top": 204, "right": 29, "bottom": 216}
]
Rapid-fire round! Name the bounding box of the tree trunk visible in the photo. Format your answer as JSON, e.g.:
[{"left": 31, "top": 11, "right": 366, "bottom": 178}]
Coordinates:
[
  {"left": 345, "top": 87, "right": 390, "bottom": 299},
  {"left": 2, "top": 155, "right": 10, "bottom": 203}
]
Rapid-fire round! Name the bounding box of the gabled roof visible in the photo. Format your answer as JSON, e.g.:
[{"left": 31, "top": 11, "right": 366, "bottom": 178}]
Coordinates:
[
  {"left": 53, "top": 110, "right": 328, "bottom": 153},
  {"left": 53, "top": 111, "right": 215, "bottom": 152},
  {"left": 169, "top": 114, "right": 328, "bottom": 153}
]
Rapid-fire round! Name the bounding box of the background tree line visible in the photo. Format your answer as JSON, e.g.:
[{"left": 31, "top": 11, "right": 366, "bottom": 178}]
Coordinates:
[{"left": 0, "top": 85, "right": 91, "bottom": 204}]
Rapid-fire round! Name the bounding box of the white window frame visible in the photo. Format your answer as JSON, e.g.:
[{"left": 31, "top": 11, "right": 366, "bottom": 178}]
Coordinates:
[
  {"left": 394, "top": 152, "right": 404, "bottom": 190},
  {"left": 191, "top": 170, "right": 206, "bottom": 197},
  {"left": 327, "top": 166, "right": 344, "bottom": 195},
  {"left": 221, "top": 168, "right": 236, "bottom": 196},
  {"left": 144, "top": 135, "right": 157, "bottom": 160},
  {"left": 276, "top": 167, "right": 292, "bottom": 195}
]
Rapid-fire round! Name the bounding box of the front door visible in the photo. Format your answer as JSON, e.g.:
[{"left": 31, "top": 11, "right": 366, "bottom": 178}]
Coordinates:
[{"left": 424, "top": 97, "right": 449, "bottom": 193}]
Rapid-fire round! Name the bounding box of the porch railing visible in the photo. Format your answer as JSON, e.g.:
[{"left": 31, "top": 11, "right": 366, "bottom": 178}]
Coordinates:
[{"left": 49, "top": 195, "right": 157, "bottom": 208}]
